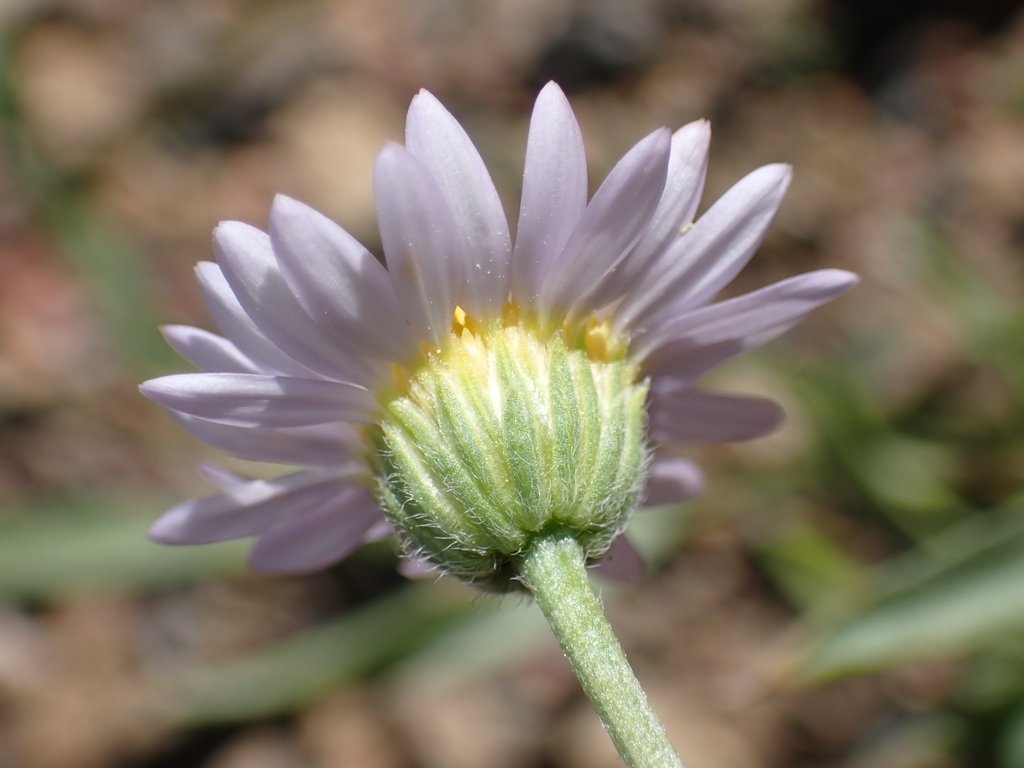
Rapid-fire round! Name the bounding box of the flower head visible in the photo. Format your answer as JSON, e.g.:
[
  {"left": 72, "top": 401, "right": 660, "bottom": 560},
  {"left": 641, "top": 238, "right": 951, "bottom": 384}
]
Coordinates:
[{"left": 141, "top": 83, "right": 856, "bottom": 586}]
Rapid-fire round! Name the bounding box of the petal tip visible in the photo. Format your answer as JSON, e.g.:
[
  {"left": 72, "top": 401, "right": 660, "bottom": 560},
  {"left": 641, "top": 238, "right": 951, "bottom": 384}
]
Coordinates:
[
  {"left": 158, "top": 324, "right": 184, "bottom": 342},
  {"left": 809, "top": 268, "right": 861, "bottom": 296},
  {"left": 538, "top": 80, "right": 568, "bottom": 101},
  {"left": 407, "top": 89, "right": 445, "bottom": 121},
  {"left": 213, "top": 219, "right": 265, "bottom": 247},
  {"left": 212, "top": 219, "right": 240, "bottom": 239},
  {"left": 629, "top": 127, "right": 673, "bottom": 171},
  {"left": 653, "top": 125, "right": 673, "bottom": 145},
  {"left": 148, "top": 508, "right": 190, "bottom": 545},
  {"left": 269, "top": 193, "right": 319, "bottom": 235},
  {"left": 194, "top": 260, "right": 218, "bottom": 279},
  {"left": 764, "top": 401, "right": 787, "bottom": 434},
  {"left": 593, "top": 535, "right": 646, "bottom": 582},
  {"left": 374, "top": 141, "right": 407, "bottom": 171},
  {"left": 138, "top": 379, "right": 163, "bottom": 401},
  {"left": 769, "top": 162, "right": 794, "bottom": 183},
  {"left": 270, "top": 192, "right": 300, "bottom": 214},
  {"left": 676, "top": 118, "right": 711, "bottom": 141},
  {"left": 832, "top": 269, "right": 860, "bottom": 288}
]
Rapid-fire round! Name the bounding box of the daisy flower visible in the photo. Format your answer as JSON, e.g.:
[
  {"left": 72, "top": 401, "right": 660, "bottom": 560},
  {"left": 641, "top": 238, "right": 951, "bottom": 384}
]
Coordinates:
[{"left": 141, "top": 83, "right": 856, "bottom": 587}]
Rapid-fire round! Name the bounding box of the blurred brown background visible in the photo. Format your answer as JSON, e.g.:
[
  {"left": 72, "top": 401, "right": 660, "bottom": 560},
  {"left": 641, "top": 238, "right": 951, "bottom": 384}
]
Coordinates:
[{"left": 0, "top": 1, "right": 1023, "bottom": 766}]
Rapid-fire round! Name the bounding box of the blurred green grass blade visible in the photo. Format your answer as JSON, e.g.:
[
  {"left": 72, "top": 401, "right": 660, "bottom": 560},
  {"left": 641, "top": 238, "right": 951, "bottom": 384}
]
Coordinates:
[
  {"left": 384, "top": 597, "right": 549, "bottom": 691},
  {"left": 799, "top": 500, "right": 1024, "bottom": 679},
  {"left": 852, "top": 434, "right": 960, "bottom": 516},
  {"left": 0, "top": 499, "right": 245, "bottom": 600},
  {"left": 385, "top": 564, "right": 681, "bottom": 695},
  {"left": 790, "top": 368, "right": 962, "bottom": 535},
  {"left": 1001, "top": 704, "right": 1024, "bottom": 768},
  {"left": 46, "top": 198, "right": 177, "bottom": 373},
  {"left": 756, "top": 517, "right": 862, "bottom": 609},
  {"left": 172, "top": 583, "right": 474, "bottom": 725},
  {"left": 627, "top": 500, "right": 698, "bottom": 566},
  {"left": 915, "top": 219, "right": 1024, "bottom": 397},
  {"left": 171, "top": 510, "right": 690, "bottom": 726}
]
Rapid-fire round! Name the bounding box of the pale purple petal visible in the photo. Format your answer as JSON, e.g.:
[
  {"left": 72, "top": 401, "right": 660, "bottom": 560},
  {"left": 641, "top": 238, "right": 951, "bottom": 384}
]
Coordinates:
[
  {"left": 637, "top": 120, "right": 712, "bottom": 256},
  {"left": 140, "top": 373, "right": 374, "bottom": 427},
  {"left": 269, "top": 195, "right": 415, "bottom": 361},
  {"left": 149, "top": 468, "right": 352, "bottom": 544},
  {"left": 592, "top": 535, "right": 645, "bottom": 581},
  {"left": 405, "top": 90, "right": 511, "bottom": 316},
  {"left": 649, "top": 388, "right": 784, "bottom": 443},
  {"left": 161, "top": 325, "right": 257, "bottom": 373},
  {"left": 364, "top": 518, "right": 394, "bottom": 542},
  {"left": 615, "top": 164, "right": 792, "bottom": 337},
  {"left": 374, "top": 143, "right": 461, "bottom": 346},
  {"left": 586, "top": 120, "right": 711, "bottom": 309},
  {"left": 171, "top": 412, "right": 368, "bottom": 467},
  {"left": 511, "top": 82, "right": 587, "bottom": 305},
  {"left": 398, "top": 557, "right": 440, "bottom": 580},
  {"left": 541, "top": 128, "right": 671, "bottom": 325},
  {"left": 197, "top": 462, "right": 247, "bottom": 490},
  {"left": 248, "top": 486, "right": 384, "bottom": 573},
  {"left": 215, "top": 222, "right": 381, "bottom": 385},
  {"left": 643, "top": 455, "right": 705, "bottom": 506},
  {"left": 649, "top": 342, "right": 745, "bottom": 391},
  {"left": 195, "top": 262, "right": 317, "bottom": 378},
  {"left": 642, "top": 269, "right": 859, "bottom": 370}
]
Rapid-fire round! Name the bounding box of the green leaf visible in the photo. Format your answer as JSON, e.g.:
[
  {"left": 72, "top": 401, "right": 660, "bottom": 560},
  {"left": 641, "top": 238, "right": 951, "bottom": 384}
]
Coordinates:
[
  {"left": 625, "top": 501, "right": 698, "bottom": 567},
  {"left": 384, "top": 597, "right": 550, "bottom": 690},
  {"left": 0, "top": 499, "right": 247, "bottom": 600},
  {"left": 171, "top": 583, "right": 474, "bottom": 725},
  {"left": 799, "top": 500, "right": 1024, "bottom": 679},
  {"left": 789, "top": 369, "right": 963, "bottom": 536},
  {"left": 1000, "top": 704, "right": 1024, "bottom": 768},
  {"left": 756, "top": 516, "right": 862, "bottom": 609}
]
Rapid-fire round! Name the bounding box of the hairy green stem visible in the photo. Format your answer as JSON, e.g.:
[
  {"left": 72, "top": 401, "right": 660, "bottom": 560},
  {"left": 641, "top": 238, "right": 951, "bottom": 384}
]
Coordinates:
[{"left": 519, "top": 533, "right": 684, "bottom": 768}]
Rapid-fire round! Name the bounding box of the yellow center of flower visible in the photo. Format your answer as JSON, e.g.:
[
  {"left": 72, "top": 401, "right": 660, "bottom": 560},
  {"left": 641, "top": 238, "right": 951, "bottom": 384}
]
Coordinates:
[
  {"left": 451, "top": 303, "right": 628, "bottom": 362},
  {"left": 451, "top": 304, "right": 473, "bottom": 335},
  {"left": 380, "top": 304, "right": 630, "bottom": 405}
]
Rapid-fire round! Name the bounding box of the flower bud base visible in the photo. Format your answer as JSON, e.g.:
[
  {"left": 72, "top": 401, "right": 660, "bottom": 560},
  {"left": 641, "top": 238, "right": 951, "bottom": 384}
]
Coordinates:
[{"left": 374, "top": 322, "right": 649, "bottom": 592}]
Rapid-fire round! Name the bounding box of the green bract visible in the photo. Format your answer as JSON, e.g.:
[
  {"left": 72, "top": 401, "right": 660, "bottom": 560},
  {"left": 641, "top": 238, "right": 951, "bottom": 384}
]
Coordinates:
[{"left": 374, "top": 323, "right": 650, "bottom": 592}]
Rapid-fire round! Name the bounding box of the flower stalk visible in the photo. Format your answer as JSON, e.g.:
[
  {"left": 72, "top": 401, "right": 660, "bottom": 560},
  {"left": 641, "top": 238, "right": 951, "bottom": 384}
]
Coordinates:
[{"left": 519, "top": 532, "right": 685, "bottom": 768}]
